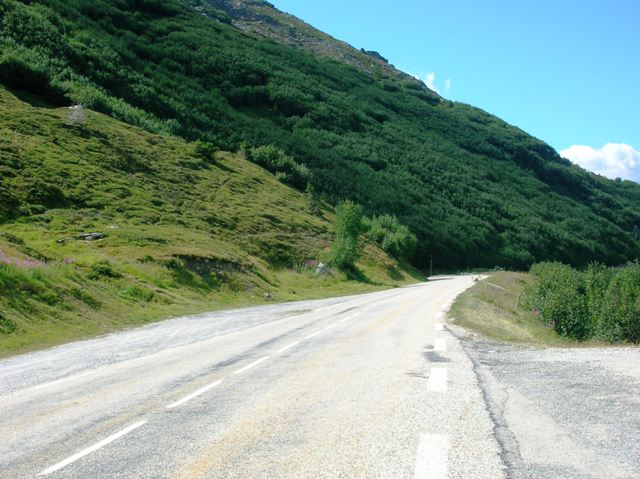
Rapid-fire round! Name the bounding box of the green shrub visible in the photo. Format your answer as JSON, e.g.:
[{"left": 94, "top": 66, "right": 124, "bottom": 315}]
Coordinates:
[
  {"left": 88, "top": 260, "right": 122, "bottom": 280},
  {"left": 365, "top": 214, "right": 417, "bottom": 260},
  {"left": 0, "top": 313, "right": 16, "bottom": 334},
  {"left": 330, "top": 201, "right": 364, "bottom": 270},
  {"left": 527, "top": 261, "right": 640, "bottom": 342},
  {"left": 246, "top": 145, "right": 310, "bottom": 190}
]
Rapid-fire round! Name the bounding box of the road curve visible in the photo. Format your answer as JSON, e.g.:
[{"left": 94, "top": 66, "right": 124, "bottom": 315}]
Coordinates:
[{"left": 0, "top": 276, "right": 505, "bottom": 478}]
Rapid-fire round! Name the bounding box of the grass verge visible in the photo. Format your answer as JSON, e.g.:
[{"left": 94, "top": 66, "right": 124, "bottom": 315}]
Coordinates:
[{"left": 449, "top": 272, "right": 572, "bottom": 346}]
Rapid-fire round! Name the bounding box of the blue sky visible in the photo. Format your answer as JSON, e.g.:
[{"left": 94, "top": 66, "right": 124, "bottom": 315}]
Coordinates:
[{"left": 271, "top": 0, "right": 640, "bottom": 181}]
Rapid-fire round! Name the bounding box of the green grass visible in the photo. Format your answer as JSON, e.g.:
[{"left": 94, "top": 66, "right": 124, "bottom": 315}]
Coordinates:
[
  {"left": 0, "top": 87, "right": 423, "bottom": 356},
  {"left": 2, "top": 0, "right": 640, "bottom": 271},
  {"left": 449, "top": 272, "right": 572, "bottom": 346}
]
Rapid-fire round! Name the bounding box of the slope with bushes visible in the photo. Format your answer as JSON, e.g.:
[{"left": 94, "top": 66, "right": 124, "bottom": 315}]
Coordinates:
[
  {"left": 1, "top": 0, "right": 639, "bottom": 270},
  {"left": 0, "top": 87, "right": 420, "bottom": 355}
]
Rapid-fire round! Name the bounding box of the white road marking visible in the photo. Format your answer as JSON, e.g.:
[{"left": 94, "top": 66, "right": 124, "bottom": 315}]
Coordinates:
[
  {"left": 166, "top": 380, "right": 224, "bottom": 409},
  {"left": 427, "top": 368, "right": 448, "bottom": 392},
  {"left": 233, "top": 356, "right": 270, "bottom": 375},
  {"left": 434, "top": 338, "right": 447, "bottom": 352},
  {"left": 305, "top": 331, "right": 323, "bottom": 340},
  {"left": 30, "top": 370, "right": 95, "bottom": 391},
  {"left": 38, "top": 420, "right": 147, "bottom": 476},
  {"left": 277, "top": 341, "right": 300, "bottom": 354},
  {"left": 233, "top": 356, "right": 269, "bottom": 374},
  {"left": 414, "top": 433, "right": 449, "bottom": 479},
  {"left": 323, "top": 323, "right": 337, "bottom": 332},
  {"left": 434, "top": 323, "right": 444, "bottom": 331}
]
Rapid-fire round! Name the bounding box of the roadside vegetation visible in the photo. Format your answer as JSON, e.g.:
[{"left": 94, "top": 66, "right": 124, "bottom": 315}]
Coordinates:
[
  {"left": 1, "top": 0, "right": 639, "bottom": 270},
  {"left": 526, "top": 262, "right": 640, "bottom": 343},
  {"left": 449, "top": 272, "right": 570, "bottom": 345},
  {"left": 0, "top": 87, "right": 422, "bottom": 356}
]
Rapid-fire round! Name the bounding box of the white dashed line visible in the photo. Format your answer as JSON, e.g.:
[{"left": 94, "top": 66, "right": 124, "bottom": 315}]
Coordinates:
[
  {"left": 30, "top": 370, "right": 95, "bottom": 391},
  {"left": 434, "top": 323, "right": 444, "bottom": 331},
  {"left": 277, "top": 341, "right": 300, "bottom": 354},
  {"left": 166, "top": 380, "right": 224, "bottom": 409},
  {"left": 414, "top": 433, "right": 449, "bottom": 478},
  {"left": 38, "top": 420, "right": 147, "bottom": 476},
  {"left": 305, "top": 331, "right": 323, "bottom": 340},
  {"left": 323, "top": 323, "right": 337, "bottom": 332},
  {"left": 427, "top": 367, "right": 448, "bottom": 392},
  {"left": 434, "top": 338, "right": 447, "bottom": 352},
  {"left": 233, "top": 356, "right": 270, "bottom": 375}
]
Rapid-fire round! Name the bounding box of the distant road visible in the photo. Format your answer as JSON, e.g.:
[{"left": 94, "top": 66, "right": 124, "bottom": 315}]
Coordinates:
[{"left": 2, "top": 277, "right": 638, "bottom": 478}]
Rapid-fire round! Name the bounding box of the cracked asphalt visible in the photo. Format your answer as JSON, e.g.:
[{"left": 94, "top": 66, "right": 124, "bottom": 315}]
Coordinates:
[{"left": 454, "top": 330, "right": 640, "bottom": 479}]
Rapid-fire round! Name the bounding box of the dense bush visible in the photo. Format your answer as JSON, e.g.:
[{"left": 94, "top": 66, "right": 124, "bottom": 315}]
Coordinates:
[
  {"left": 365, "top": 214, "right": 416, "bottom": 260},
  {"left": 526, "top": 262, "right": 640, "bottom": 342},
  {"left": 246, "top": 145, "right": 310, "bottom": 190},
  {"left": 330, "top": 201, "right": 365, "bottom": 270},
  {"left": 88, "top": 260, "right": 122, "bottom": 280}
]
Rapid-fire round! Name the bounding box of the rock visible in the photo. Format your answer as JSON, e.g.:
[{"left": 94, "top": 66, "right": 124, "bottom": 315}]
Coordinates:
[
  {"left": 78, "top": 232, "right": 106, "bottom": 241},
  {"left": 264, "top": 292, "right": 271, "bottom": 300},
  {"left": 56, "top": 239, "right": 65, "bottom": 245},
  {"left": 315, "top": 262, "right": 331, "bottom": 276}
]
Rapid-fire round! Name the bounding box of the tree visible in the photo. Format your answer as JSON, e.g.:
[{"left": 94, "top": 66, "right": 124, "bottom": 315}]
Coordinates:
[{"left": 330, "top": 201, "right": 364, "bottom": 269}]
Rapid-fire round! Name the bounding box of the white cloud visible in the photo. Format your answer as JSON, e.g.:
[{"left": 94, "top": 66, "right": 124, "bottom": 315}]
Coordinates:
[
  {"left": 560, "top": 143, "right": 640, "bottom": 182},
  {"left": 425, "top": 72, "right": 438, "bottom": 93}
]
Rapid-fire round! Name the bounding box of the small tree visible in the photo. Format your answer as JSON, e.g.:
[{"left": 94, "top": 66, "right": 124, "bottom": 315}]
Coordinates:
[{"left": 330, "top": 201, "right": 364, "bottom": 270}]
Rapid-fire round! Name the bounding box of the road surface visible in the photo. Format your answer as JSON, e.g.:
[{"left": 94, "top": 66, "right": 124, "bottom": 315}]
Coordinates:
[
  {"left": 0, "top": 276, "right": 504, "bottom": 478},
  {"left": 2, "top": 276, "right": 639, "bottom": 478}
]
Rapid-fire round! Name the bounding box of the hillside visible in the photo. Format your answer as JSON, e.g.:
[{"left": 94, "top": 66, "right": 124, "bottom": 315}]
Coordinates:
[
  {"left": 0, "top": 86, "right": 419, "bottom": 355},
  {"left": 1, "top": 0, "right": 639, "bottom": 271}
]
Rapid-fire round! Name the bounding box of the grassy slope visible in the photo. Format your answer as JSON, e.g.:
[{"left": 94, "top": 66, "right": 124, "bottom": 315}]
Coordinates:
[
  {"left": 449, "top": 272, "right": 570, "bottom": 346},
  {"left": 2, "top": 0, "right": 639, "bottom": 270},
  {"left": 0, "top": 87, "right": 422, "bottom": 356}
]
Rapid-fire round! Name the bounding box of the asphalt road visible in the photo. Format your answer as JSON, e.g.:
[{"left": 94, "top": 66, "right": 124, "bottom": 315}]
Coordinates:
[
  {"left": 3, "top": 277, "right": 638, "bottom": 479},
  {"left": 0, "top": 276, "right": 505, "bottom": 478}
]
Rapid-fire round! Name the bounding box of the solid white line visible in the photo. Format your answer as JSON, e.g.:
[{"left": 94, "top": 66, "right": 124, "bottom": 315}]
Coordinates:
[
  {"left": 233, "top": 356, "right": 270, "bottom": 375},
  {"left": 31, "top": 370, "right": 95, "bottom": 391},
  {"left": 434, "top": 323, "right": 445, "bottom": 331},
  {"left": 427, "top": 368, "right": 448, "bottom": 392},
  {"left": 277, "top": 341, "right": 300, "bottom": 354},
  {"left": 434, "top": 338, "right": 447, "bottom": 352},
  {"left": 166, "top": 380, "right": 224, "bottom": 409},
  {"left": 305, "top": 331, "right": 323, "bottom": 340},
  {"left": 414, "top": 433, "right": 449, "bottom": 479},
  {"left": 38, "top": 420, "right": 146, "bottom": 476}
]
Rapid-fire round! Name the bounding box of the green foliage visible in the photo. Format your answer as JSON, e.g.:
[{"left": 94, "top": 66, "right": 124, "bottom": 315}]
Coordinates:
[
  {"left": 365, "top": 214, "right": 417, "bottom": 260},
  {"left": 0, "top": 86, "right": 417, "bottom": 355},
  {"left": 246, "top": 144, "right": 310, "bottom": 190},
  {"left": 526, "top": 262, "right": 640, "bottom": 342},
  {"left": 193, "top": 140, "right": 219, "bottom": 161},
  {"left": 0, "top": 0, "right": 639, "bottom": 270},
  {"left": 331, "top": 201, "right": 364, "bottom": 269},
  {"left": 88, "top": 260, "right": 122, "bottom": 280}
]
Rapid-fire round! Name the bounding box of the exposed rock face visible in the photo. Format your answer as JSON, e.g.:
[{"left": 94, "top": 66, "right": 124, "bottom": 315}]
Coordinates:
[{"left": 202, "top": 0, "right": 424, "bottom": 84}]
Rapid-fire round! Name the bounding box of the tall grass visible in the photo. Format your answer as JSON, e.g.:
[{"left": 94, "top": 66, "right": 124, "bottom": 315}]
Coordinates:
[{"left": 526, "top": 262, "right": 640, "bottom": 342}]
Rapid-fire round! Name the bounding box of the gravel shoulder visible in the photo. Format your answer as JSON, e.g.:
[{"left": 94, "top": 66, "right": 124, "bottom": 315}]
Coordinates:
[{"left": 449, "top": 296, "right": 640, "bottom": 478}]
